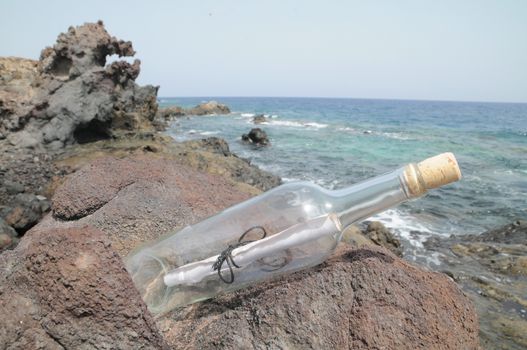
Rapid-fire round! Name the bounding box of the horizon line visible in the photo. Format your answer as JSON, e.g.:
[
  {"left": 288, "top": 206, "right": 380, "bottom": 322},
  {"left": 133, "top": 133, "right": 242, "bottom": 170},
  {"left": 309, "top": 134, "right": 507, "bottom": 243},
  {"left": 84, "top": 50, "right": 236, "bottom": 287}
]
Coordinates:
[{"left": 157, "top": 95, "right": 527, "bottom": 105}]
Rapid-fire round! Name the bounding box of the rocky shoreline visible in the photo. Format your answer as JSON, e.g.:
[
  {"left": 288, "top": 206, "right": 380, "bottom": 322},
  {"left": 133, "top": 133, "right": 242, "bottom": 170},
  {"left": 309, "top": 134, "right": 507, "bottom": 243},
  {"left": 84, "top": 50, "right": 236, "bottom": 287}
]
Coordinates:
[{"left": 1, "top": 21, "right": 521, "bottom": 349}]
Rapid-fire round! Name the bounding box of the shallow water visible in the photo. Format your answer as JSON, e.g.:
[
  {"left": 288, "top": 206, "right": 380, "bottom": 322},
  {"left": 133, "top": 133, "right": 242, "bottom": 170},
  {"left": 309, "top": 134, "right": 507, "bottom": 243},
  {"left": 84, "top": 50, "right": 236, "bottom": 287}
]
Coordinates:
[{"left": 162, "top": 97, "right": 527, "bottom": 264}]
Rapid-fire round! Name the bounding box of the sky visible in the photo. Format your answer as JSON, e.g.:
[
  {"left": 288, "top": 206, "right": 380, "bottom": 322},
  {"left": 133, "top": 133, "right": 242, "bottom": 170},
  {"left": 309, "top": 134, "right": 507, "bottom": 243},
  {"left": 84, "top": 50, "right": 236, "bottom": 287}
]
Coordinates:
[{"left": 1, "top": 0, "right": 526, "bottom": 103}]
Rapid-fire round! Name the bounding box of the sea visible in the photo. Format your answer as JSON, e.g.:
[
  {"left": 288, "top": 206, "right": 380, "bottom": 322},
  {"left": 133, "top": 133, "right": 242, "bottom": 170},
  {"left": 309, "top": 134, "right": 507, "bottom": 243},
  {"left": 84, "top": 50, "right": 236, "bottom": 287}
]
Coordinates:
[{"left": 161, "top": 97, "right": 527, "bottom": 264}]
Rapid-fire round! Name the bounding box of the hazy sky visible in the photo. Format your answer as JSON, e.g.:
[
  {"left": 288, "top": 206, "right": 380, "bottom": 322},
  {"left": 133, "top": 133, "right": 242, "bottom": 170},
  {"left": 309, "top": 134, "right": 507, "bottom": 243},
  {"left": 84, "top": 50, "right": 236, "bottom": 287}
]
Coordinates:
[{"left": 1, "top": 0, "right": 526, "bottom": 102}]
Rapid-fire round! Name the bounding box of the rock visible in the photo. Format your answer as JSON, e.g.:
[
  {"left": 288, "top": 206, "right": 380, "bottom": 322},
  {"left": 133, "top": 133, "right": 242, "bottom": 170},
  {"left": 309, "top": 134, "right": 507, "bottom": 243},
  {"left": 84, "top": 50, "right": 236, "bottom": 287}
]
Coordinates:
[
  {"left": 363, "top": 220, "right": 403, "bottom": 257},
  {"left": 242, "top": 127, "right": 270, "bottom": 146},
  {"left": 42, "top": 154, "right": 258, "bottom": 256},
  {"left": 159, "top": 245, "right": 480, "bottom": 349},
  {"left": 252, "top": 114, "right": 267, "bottom": 124},
  {"left": 174, "top": 138, "right": 280, "bottom": 191},
  {"left": 1, "top": 193, "right": 50, "bottom": 233},
  {"left": 0, "top": 217, "right": 18, "bottom": 250},
  {"left": 423, "top": 221, "right": 527, "bottom": 349},
  {"left": 34, "top": 160, "right": 479, "bottom": 348},
  {"left": 155, "top": 102, "right": 231, "bottom": 121},
  {"left": 3, "top": 179, "right": 24, "bottom": 194},
  {"left": 186, "top": 101, "right": 230, "bottom": 116},
  {"left": 1, "top": 21, "right": 159, "bottom": 149},
  {"left": 0, "top": 225, "right": 168, "bottom": 349},
  {"left": 156, "top": 105, "right": 186, "bottom": 119},
  {"left": 342, "top": 224, "right": 376, "bottom": 247},
  {"left": 181, "top": 137, "right": 232, "bottom": 156}
]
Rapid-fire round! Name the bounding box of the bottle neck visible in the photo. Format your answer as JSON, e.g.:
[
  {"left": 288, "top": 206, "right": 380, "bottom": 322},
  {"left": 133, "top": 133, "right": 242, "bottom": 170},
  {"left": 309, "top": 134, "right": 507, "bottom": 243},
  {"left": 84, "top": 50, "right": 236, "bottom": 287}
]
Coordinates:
[{"left": 330, "top": 164, "right": 424, "bottom": 229}]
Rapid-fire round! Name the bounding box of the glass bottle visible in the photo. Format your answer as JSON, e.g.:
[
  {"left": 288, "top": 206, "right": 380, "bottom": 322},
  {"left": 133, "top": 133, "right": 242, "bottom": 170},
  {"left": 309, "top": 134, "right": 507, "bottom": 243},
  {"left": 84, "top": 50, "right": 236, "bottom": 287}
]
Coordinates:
[{"left": 125, "top": 153, "right": 461, "bottom": 315}]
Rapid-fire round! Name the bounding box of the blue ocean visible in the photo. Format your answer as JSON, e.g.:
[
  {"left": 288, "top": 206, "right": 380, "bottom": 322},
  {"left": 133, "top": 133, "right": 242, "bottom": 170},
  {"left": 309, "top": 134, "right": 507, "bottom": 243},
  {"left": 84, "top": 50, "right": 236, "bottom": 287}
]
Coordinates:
[{"left": 161, "top": 97, "right": 527, "bottom": 263}]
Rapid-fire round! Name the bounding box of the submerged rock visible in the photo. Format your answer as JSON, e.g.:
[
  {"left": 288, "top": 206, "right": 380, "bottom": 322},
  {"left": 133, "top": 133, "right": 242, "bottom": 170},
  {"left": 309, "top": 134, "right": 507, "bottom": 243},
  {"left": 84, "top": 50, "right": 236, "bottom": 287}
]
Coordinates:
[{"left": 0, "top": 226, "right": 167, "bottom": 349}]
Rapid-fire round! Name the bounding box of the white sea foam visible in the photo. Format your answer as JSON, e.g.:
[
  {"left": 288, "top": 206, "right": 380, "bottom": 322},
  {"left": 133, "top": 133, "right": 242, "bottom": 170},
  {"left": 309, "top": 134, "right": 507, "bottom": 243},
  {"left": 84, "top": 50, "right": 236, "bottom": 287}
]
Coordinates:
[
  {"left": 337, "top": 127, "right": 356, "bottom": 132},
  {"left": 241, "top": 113, "right": 255, "bottom": 117},
  {"left": 199, "top": 131, "right": 220, "bottom": 136},
  {"left": 304, "top": 122, "right": 328, "bottom": 128},
  {"left": 381, "top": 132, "right": 411, "bottom": 140},
  {"left": 263, "top": 120, "right": 328, "bottom": 129},
  {"left": 282, "top": 177, "right": 301, "bottom": 182},
  {"left": 371, "top": 209, "right": 438, "bottom": 248}
]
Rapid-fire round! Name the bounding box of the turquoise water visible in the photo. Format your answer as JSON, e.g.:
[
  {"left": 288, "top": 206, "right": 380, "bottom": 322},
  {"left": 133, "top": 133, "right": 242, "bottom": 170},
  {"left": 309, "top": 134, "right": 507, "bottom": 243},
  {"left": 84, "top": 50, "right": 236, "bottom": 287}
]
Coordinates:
[{"left": 161, "top": 97, "right": 526, "bottom": 259}]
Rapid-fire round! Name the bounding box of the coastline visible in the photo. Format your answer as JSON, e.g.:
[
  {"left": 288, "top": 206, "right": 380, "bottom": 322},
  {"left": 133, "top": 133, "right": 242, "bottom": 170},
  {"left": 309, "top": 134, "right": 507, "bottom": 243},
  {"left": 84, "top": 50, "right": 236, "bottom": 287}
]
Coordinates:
[{"left": 0, "top": 21, "right": 524, "bottom": 349}]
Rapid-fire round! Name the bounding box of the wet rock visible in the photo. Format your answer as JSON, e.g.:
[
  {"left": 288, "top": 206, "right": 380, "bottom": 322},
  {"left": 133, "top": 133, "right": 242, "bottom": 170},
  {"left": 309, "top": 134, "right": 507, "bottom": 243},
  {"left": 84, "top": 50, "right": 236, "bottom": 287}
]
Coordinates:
[
  {"left": 242, "top": 127, "right": 270, "bottom": 146},
  {"left": 423, "top": 221, "right": 527, "bottom": 349},
  {"left": 0, "top": 225, "right": 168, "bottom": 349},
  {"left": 186, "top": 101, "right": 230, "bottom": 116},
  {"left": 160, "top": 245, "right": 479, "bottom": 349},
  {"left": 1, "top": 21, "right": 159, "bottom": 149},
  {"left": 252, "top": 114, "right": 267, "bottom": 124},
  {"left": 363, "top": 220, "right": 403, "bottom": 257}
]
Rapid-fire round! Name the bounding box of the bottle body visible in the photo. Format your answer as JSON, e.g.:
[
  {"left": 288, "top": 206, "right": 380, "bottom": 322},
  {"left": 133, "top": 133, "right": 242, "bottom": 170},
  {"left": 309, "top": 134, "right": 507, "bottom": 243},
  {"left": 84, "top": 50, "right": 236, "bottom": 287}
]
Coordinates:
[{"left": 125, "top": 153, "right": 461, "bottom": 315}]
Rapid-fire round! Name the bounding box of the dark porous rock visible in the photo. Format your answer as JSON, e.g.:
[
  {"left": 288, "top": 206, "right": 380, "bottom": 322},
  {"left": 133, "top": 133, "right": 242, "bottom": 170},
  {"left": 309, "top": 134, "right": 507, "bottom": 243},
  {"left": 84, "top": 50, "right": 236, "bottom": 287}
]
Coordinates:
[
  {"left": 186, "top": 101, "right": 230, "bottom": 116},
  {"left": 363, "top": 220, "right": 403, "bottom": 257},
  {"left": 1, "top": 21, "right": 159, "bottom": 149},
  {"left": 1, "top": 193, "right": 50, "bottom": 233},
  {"left": 242, "top": 127, "right": 270, "bottom": 146},
  {"left": 159, "top": 245, "right": 480, "bottom": 349},
  {"left": 0, "top": 225, "right": 167, "bottom": 349},
  {"left": 252, "top": 114, "right": 267, "bottom": 124}
]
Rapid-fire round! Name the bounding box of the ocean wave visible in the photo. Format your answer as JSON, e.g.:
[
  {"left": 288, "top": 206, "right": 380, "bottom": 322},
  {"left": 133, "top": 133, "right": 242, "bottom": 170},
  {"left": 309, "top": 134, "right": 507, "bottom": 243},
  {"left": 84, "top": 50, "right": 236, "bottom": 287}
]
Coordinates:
[
  {"left": 261, "top": 120, "right": 328, "bottom": 129},
  {"left": 380, "top": 132, "right": 412, "bottom": 141},
  {"left": 241, "top": 113, "right": 255, "bottom": 117},
  {"left": 199, "top": 131, "right": 220, "bottom": 136},
  {"left": 371, "top": 209, "right": 440, "bottom": 249}
]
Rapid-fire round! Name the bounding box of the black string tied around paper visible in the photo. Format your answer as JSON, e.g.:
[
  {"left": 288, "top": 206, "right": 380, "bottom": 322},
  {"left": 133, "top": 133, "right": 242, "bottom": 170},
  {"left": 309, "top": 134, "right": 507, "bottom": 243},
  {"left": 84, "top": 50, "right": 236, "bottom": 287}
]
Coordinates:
[{"left": 212, "top": 226, "right": 267, "bottom": 284}]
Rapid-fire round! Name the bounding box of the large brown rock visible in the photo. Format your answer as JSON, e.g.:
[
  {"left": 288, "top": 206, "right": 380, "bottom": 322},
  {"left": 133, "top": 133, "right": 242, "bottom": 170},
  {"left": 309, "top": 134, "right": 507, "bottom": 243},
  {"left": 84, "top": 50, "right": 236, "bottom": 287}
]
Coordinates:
[
  {"left": 0, "top": 225, "right": 167, "bottom": 349},
  {"left": 159, "top": 245, "right": 479, "bottom": 349},
  {"left": 39, "top": 153, "right": 258, "bottom": 256},
  {"left": 28, "top": 152, "right": 479, "bottom": 349}
]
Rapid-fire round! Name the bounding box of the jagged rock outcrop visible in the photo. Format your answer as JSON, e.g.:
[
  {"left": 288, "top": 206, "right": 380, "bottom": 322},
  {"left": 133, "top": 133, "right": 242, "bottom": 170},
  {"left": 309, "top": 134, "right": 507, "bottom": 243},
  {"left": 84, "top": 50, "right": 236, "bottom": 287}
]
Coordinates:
[
  {"left": 0, "top": 225, "right": 168, "bottom": 349},
  {"left": 156, "top": 101, "right": 231, "bottom": 122},
  {"left": 0, "top": 21, "right": 159, "bottom": 149}
]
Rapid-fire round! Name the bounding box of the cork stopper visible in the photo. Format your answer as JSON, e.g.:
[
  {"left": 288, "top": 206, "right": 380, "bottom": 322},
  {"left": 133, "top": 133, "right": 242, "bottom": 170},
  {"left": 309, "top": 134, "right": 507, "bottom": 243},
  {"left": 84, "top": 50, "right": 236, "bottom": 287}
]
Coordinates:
[{"left": 403, "top": 152, "right": 462, "bottom": 197}]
